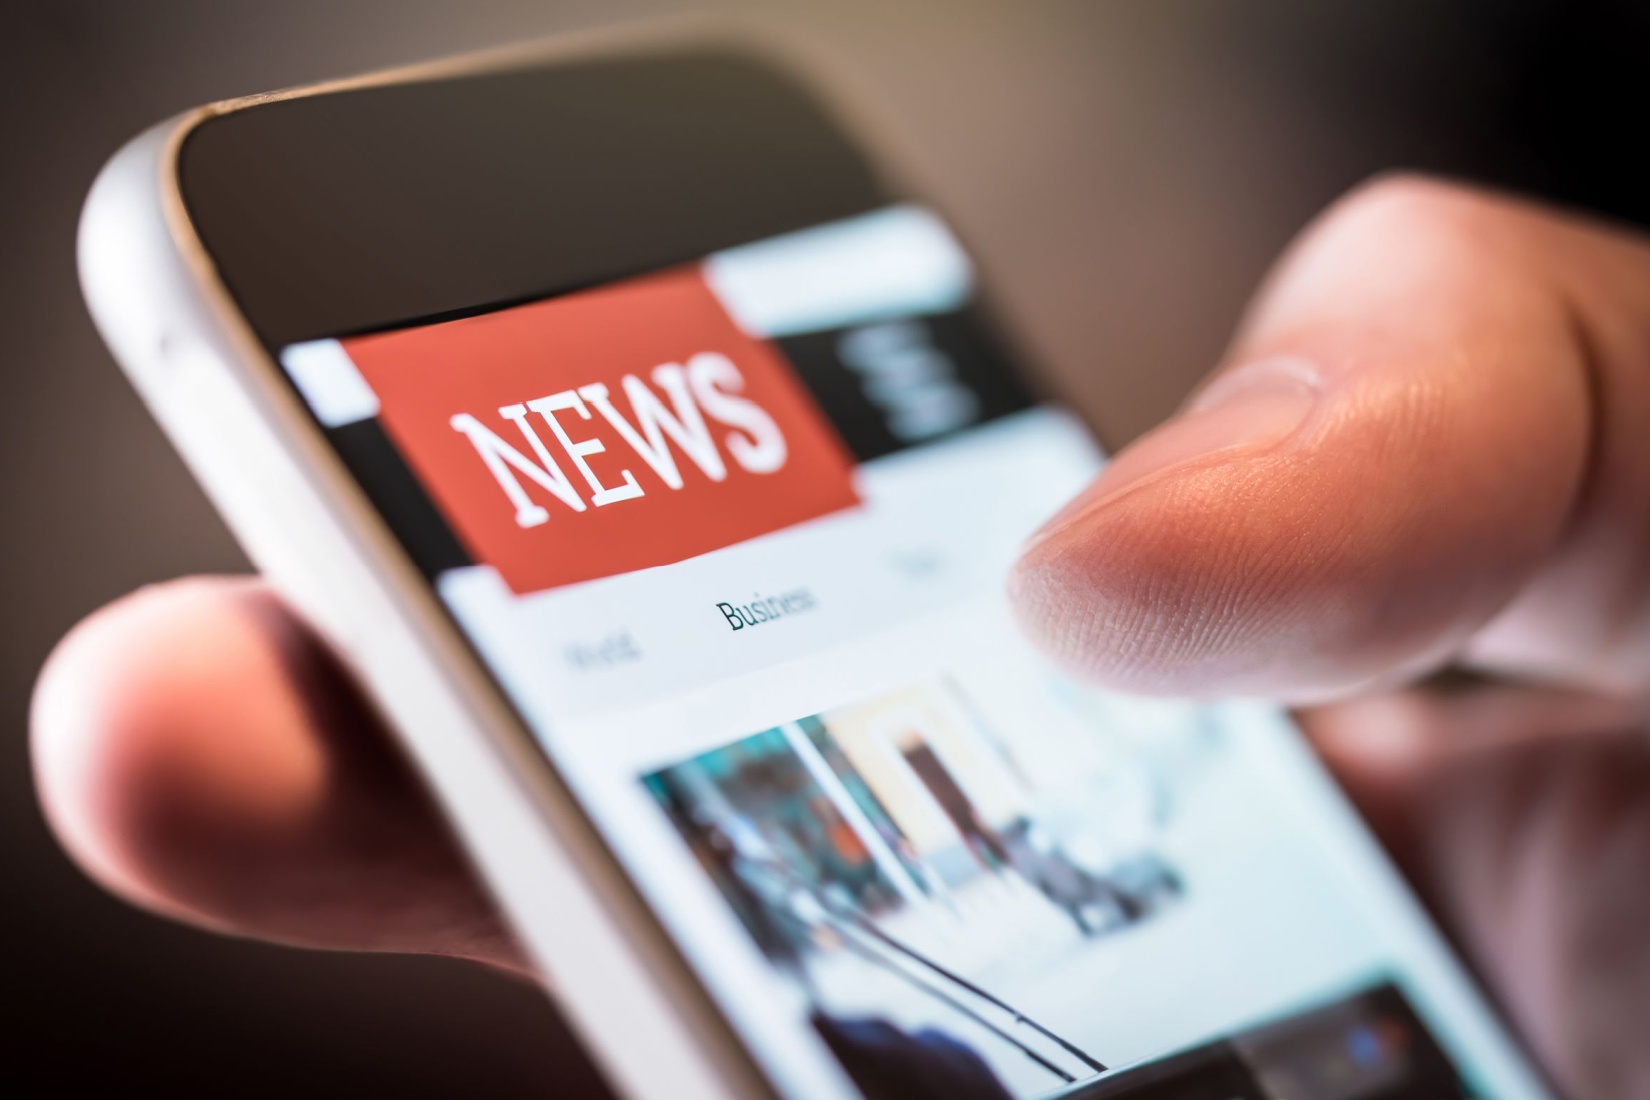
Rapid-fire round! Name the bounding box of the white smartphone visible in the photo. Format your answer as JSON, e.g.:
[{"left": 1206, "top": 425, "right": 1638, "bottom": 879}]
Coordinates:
[{"left": 80, "top": 32, "right": 1554, "bottom": 1100}]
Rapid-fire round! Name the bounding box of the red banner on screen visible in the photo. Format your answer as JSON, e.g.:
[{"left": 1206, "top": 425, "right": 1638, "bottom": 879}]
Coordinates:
[{"left": 344, "top": 268, "right": 861, "bottom": 595}]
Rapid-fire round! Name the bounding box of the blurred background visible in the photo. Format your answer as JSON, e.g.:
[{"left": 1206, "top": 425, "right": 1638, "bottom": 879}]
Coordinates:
[{"left": 4, "top": 1, "right": 1647, "bottom": 1095}]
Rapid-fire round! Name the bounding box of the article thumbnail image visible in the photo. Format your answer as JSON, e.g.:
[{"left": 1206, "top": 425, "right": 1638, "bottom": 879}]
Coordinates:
[{"left": 640, "top": 679, "right": 1187, "bottom": 1095}]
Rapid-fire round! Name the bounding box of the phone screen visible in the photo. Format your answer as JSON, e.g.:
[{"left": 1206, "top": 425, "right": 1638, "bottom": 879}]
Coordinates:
[{"left": 274, "top": 203, "right": 1547, "bottom": 1100}]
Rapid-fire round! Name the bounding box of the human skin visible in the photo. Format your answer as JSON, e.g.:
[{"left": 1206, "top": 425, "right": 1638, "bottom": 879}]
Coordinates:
[{"left": 32, "top": 176, "right": 1650, "bottom": 1098}]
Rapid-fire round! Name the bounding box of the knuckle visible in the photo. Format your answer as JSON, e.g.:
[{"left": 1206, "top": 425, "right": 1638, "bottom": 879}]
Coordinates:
[
  {"left": 1318, "top": 172, "right": 1506, "bottom": 247},
  {"left": 1244, "top": 171, "right": 1549, "bottom": 331}
]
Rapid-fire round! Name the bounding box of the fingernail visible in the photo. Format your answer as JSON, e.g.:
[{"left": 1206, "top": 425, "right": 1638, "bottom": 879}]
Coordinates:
[{"left": 1034, "top": 356, "right": 1321, "bottom": 541}]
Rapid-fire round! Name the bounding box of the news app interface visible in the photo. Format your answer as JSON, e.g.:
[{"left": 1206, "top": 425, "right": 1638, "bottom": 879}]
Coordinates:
[{"left": 280, "top": 207, "right": 1547, "bottom": 1100}]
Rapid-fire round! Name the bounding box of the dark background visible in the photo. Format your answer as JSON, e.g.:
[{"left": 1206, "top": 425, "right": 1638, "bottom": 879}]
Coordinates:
[{"left": 3, "top": 1, "right": 1646, "bottom": 1095}]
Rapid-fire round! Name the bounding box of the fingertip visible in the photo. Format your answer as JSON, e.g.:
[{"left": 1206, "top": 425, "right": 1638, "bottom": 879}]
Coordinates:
[
  {"left": 1009, "top": 451, "right": 1317, "bottom": 694},
  {"left": 30, "top": 577, "right": 325, "bottom": 925},
  {"left": 31, "top": 577, "right": 524, "bottom": 972},
  {"left": 1007, "top": 427, "right": 1514, "bottom": 700},
  {"left": 1009, "top": 173, "right": 1624, "bottom": 699}
]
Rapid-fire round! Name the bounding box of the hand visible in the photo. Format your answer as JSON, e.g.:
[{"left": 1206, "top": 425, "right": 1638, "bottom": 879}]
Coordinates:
[
  {"left": 1012, "top": 175, "right": 1650, "bottom": 1099},
  {"left": 30, "top": 176, "right": 1650, "bottom": 1099},
  {"left": 30, "top": 577, "right": 531, "bottom": 975}
]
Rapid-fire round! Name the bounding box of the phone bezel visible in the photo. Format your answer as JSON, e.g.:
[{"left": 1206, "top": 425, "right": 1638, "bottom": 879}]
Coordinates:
[{"left": 172, "top": 42, "right": 889, "bottom": 354}]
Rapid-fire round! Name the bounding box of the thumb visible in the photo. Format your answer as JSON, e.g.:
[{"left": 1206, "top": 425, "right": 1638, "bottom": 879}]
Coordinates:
[{"left": 1010, "top": 175, "right": 1650, "bottom": 700}]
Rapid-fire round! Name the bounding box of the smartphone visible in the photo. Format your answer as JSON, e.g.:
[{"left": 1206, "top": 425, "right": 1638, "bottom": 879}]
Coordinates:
[{"left": 80, "top": 31, "right": 1553, "bottom": 1100}]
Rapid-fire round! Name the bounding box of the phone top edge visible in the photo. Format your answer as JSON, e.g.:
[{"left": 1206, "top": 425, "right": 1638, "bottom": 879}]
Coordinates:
[
  {"left": 173, "top": 42, "right": 886, "bottom": 353},
  {"left": 148, "top": 22, "right": 1093, "bottom": 451},
  {"left": 185, "top": 16, "right": 781, "bottom": 127}
]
